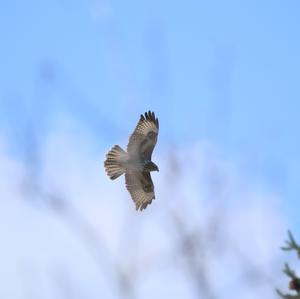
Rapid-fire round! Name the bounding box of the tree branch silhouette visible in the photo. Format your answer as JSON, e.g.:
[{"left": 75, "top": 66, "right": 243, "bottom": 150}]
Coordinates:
[{"left": 277, "top": 231, "right": 300, "bottom": 299}]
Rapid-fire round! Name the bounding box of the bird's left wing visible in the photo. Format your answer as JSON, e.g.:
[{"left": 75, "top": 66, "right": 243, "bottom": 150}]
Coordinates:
[
  {"left": 125, "top": 171, "right": 155, "bottom": 211},
  {"left": 127, "top": 111, "right": 159, "bottom": 160}
]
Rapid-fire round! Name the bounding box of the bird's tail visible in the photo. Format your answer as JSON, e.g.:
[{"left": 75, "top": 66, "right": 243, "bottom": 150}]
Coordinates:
[{"left": 104, "top": 145, "right": 127, "bottom": 180}]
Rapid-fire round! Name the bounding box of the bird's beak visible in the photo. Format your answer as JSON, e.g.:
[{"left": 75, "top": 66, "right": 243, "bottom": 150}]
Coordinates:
[{"left": 157, "top": 167, "right": 159, "bottom": 172}]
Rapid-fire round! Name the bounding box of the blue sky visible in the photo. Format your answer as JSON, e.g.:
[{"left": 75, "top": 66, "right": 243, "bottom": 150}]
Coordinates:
[
  {"left": 1, "top": 0, "right": 300, "bottom": 223},
  {"left": 0, "top": 1, "right": 299, "bottom": 298}
]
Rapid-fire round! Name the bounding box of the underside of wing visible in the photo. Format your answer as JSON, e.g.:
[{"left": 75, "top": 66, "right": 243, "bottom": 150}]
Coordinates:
[
  {"left": 127, "top": 111, "right": 159, "bottom": 160},
  {"left": 125, "top": 171, "right": 155, "bottom": 211}
]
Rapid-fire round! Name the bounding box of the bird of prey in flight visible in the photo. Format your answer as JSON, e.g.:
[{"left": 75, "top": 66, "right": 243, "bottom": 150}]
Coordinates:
[{"left": 104, "top": 111, "right": 159, "bottom": 211}]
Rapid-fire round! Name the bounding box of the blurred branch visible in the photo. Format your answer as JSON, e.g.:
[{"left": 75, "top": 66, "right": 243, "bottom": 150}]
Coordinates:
[
  {"left": 165, "top": 151, "right": 218, "bottom": 299},
  {"left": 172, "top": 211, "right": 217, "bottom": 299},
  {"left": 282, "top": 263, "right": 299, "bottom": 281},
  {"left": 277, "top": 231, "right": 300, "bottom": 298},
  {"left": 277, "top": 289, "right": 300, "bottom": 299},
  {"left": 41, "top": 190, "right": 136, "bottom": 299},
  {"left": 20, "top": 131, "right": 136, "bottom": 299},
  {"left": 281, "top": 231, "right": 300, "bottom": 258},
  {"left": 165, "top": 149, "right": 277, "bottom": 299}
]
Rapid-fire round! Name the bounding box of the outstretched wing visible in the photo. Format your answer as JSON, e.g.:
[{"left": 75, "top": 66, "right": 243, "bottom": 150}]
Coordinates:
[
  {"left": 127, "top": 111, "right": 159, "bottom": 160},
  {"left": 125, "top": 171, "right": 155, "bottom": 211}
]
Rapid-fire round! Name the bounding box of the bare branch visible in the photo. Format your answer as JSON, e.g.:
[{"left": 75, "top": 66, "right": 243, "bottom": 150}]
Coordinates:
[
  {"left": 277, "top": 289, "right": 300, "bottom": 299},
  {"left": 282, "top": 231, "right": 300, "bottom": 259}
]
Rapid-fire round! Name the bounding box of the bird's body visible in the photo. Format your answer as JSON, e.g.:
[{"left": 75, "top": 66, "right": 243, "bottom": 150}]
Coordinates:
[{"left": 104, "top": 111, "right": 159, "bottom": 211}]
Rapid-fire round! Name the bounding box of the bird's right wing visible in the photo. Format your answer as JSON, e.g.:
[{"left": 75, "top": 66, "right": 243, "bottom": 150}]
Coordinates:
[
  {"left": 127, "top": 111, "right": 159, "bottom": 160},
  {"left": 125, "top": 171, "right": 155, "bottom": 211}
]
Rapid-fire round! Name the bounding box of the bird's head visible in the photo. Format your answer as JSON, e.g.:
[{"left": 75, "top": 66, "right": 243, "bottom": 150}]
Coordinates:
[{"left": 144, "top": 161, "right": 159, "bottom": 172}]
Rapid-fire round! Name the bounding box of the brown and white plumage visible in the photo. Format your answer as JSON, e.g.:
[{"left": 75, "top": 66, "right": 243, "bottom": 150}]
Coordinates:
[
  {"left": 127, "top": 111, "right": 159, "bottom": 159},
  {"left": 125, "top": 171, "right": 155, "bottom": 211},
  {"left": 104, "top": 111, "right": 159, "bottom": 211}
]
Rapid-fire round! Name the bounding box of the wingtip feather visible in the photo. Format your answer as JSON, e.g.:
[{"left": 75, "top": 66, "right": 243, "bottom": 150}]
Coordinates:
[{"left": 142, "top": 111, "right": 158, "bottom": 126}]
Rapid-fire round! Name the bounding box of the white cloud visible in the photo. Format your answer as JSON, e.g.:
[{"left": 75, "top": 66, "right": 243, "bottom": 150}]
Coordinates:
[{"left": 0, "top": 119, "right": 288, "bottom": 299}]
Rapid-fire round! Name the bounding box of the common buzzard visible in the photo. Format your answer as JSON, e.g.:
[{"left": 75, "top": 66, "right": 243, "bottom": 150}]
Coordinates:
[{"left": 104, "top": 111, "right": 159, "bottom": 211}]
